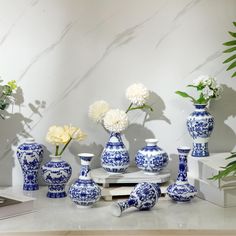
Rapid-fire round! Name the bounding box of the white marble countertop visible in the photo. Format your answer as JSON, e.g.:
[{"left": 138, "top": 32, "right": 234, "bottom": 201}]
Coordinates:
[{"left": 0, "top": 186, "right": 236, "bottom": 233}]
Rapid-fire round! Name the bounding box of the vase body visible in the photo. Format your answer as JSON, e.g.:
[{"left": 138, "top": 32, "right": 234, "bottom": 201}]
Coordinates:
[
  {"left": 111, "top": 182, "right": 161, "bottom": 217},
  {"left": 41, "top": 155, "right": 72, "bottom": 198},
  {"left": 187, "top": 104, "right": 214, "bottom": 157},
  {"left": 101, "top": 132, "right": 129, "bottom": 173},
  {"left": 167, "top": 147, "right": 197, "bottom": 202},
  {"left": 135, "top": 139, "right": 168, "bottom": 174},
  {"left": 69, "top": 153, "right": 101, "bottom": 207},
  {"left": 16, "top": 138, "right": 44, "bottom": 191}
]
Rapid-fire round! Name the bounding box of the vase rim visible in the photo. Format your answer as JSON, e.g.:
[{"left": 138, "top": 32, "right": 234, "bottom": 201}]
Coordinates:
[
  {"left": 78, "top": 153, "right": 94, "bottom": 158},
  {"left": 25, "top": 137, "right": 35, "bottom": 143},
  {"left": 194, "top": 103, "right": 207, "bottom": 106},
  {"left": 145, "top": 138, "right": 158, "bottom": 143},
  {"left": 177, "top": 146, "right": 191, "bottom": 151},
  {"left": 49, "top": 154, "right": 62, "bottom": 158}
]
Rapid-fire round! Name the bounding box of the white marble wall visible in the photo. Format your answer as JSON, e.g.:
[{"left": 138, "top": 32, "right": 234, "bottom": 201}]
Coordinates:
[{"left": 0, "top": 0, "right": 235, "bottom": 186}]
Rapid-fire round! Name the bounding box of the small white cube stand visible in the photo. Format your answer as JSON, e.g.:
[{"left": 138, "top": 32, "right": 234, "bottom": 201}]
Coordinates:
[{"left": 91, "top": 167, "right": 171, "bottom": 201}]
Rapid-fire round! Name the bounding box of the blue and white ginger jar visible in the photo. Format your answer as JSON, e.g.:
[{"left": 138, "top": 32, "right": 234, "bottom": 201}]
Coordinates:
[
  {"left": 111, "top": 182, "right": 161, "bottom": 217},
  {"left": 101, "top": 132, "right": 129, "bottom": 173},
  {"left": 69, "top": 153, "right": 101, "bottom": 207},
  {"left": 16, "top": 138, "right": 44, "bottom": 191},
  {"left": 167, "top": 147, "right": 197, "bottom": 202},
  {"left": 41, "top": 155, "right": 72, "bottom": 198},
  {"left": 135, "top": 139, "right": 168, "bottom": 174},
  {"left": 187, "top": 104, "right": 214, "bottom": 157}
]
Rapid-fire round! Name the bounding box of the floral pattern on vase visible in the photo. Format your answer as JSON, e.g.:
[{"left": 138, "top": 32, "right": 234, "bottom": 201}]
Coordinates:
[
  {"left": 135, "top": 139, "right": 168, "bottom": 174},
  {"left": 69, "top": 153, "right": 101, "bottom": 207},
  {"left": 16, "top": 138, "right": 44, "bottom": 191},
  {"left": 187, "top": 104, "right": 214, "bottom": 157},
  {"left": 167, "top": 147, "right": 197, "bottom": 202},
  {"left": 111, "top": 182, "right": 161, "bottom": 217},
  {"left": 101, "top": 132, "right": 129, "bottom": 173},
  {"left": 41, "top": 155, "right": 72, "bottom": 198}
]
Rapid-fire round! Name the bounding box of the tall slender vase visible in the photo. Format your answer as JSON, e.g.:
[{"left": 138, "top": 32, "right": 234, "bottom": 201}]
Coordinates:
[
  {"left": 101, "top": 132, "right": 129, "bottom": 173},
  {"left": 187, "top": 104, "right": 214, "bottom": 157},
  {"left": 167, "top": 147, "right": 197, "bottom": 202},
  {"left": 16, "top": 138, "right": 44, "bottom": 191},
  {"left": 41, "top": 155, "right": 72, "bottom": 198},
  {"left": 69, "top": 153, "right": 101, "bottom": 207}
]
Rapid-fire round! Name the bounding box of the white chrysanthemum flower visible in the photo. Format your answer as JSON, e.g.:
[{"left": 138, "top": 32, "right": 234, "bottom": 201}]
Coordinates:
[
  {"left": 88, "top": 100, "right": 110, "bottom": 123},
  {"left": 193, "top": 75, "right": 210, "bottom": 86},
  {"left": 103, "top": 109, "right": 129, "bottom": 133},
  {"left": 202, "top": 86, "right": 214, "bottom": 99},
  {"left": 126, "top": 83, "right": 150, "bottom": 106},
  {"left": 46, "top": 126, "right": 70, "bottom": 145}
]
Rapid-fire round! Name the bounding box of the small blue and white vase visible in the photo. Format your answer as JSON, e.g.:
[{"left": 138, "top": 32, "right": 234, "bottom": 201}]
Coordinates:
[
  {"left": 16, "top": 138, "right": 44, "bottom": 191},
  {"left": 187, "top": 104, "right": 214, "bottom": 157},
  {"left": 69, "top": 153, "right": 101, "bottom": 208},
  {"left": 111, "top": 182, "right": 161, "bottom": 217},
  {"left": 101, "top": 132, "right": 129, "bottom": 173},
  {"left": 167, "top": 147, "right": 197, "bottom": 202},
  {"left": 41, "top": 155, "right": 72, "bottom": 198},
  {"left": 135, "top": 139, "right": 168, "bottom": 174}
]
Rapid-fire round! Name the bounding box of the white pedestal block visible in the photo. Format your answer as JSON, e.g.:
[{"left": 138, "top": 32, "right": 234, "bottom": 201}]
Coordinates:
[
  {"left": 189, "top": 175, "right": 236, "bottom": 207},
  {"left": 188, "top": 153, "right": 236, "bottom": 188}
]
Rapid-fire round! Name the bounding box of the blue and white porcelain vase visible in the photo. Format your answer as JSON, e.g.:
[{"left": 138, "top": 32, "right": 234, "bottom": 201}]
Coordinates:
[
  {"left": 167, "top": 147, "right": 197, "bottom": 202},
  {"left": 101, "top": 132, "right": 129, "bottom": 173},
  {"left": 16, "top": 138, "right": 44, "bottom": 191},
  {"left": 135, "top": 139, "right": 168, "bottom": 174},
  {"left": 69, "top": 153, "right": 101, "bottom": 208},
  {"left": 41, "top": 155, "right": 72, "bottom": 198},
  {"left": 187, "top": 104, "right": 214, "bottom": 157},
  {"left": 111, "top": 182, "right": 161, "bottom": 217}
]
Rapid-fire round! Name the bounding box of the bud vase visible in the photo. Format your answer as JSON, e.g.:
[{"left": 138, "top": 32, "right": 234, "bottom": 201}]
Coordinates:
[
  {"left": 135, "top": 138, "right": 168, "bottom": 174},
  {"left": 187, "top": 104, "right": 214, "bottom": 157},
  {"left": 69, "top": 153, "right": 101, "bottom": 207},
  {"left": 41, "top": 155, "right": 72, "bottom": 198},
  {"left": 111, "top": 182, "right": 161, "bottom": 217},
  {"left": 101, "top": 132, "right": 129, "bottom": 173},
  {"left": 167, "top": 147, "right": 197, "bottom": 202},
  {"left": 16, "top": 138, "right": 44, "bottom": 191}
]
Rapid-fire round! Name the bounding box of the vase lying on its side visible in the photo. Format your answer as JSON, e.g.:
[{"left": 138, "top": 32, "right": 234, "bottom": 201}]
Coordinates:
[
  {"left": 69, "top": 153, "right": 101, "bottom": 207},
  {"left": 41, "top": 155, "right": 72, "bottom": 198},
  {"left": 16, "top": 138, "right": 44, "bottom": 191},
  {"left": 167, "top": 147, "right": 197, "bottom": 202},
  {"left": 101, "top": 132, "right": 129, "bottom": 174}
]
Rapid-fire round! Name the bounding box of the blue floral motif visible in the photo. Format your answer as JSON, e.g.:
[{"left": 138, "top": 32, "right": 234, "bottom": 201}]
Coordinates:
[
  {"left": 135, "top": 140, "right": 168, "bottom": 174},
  {"left": 41, "top": 158, "right": 72, "bottom": 198},
  {"left": 17, "top": 140, "right": 44, "bottom": 191},
  {"left": 187, "top": 104, "right": 214, "bottom": 157},
  {"left": 69, "top": 154, "right": 101, "bottom": 207},
  {"left": 101, "top": 132, "right": 129, "bottom": 173},
  {"left": 167, "top": 147, "right": 197, "bottom": 202}
]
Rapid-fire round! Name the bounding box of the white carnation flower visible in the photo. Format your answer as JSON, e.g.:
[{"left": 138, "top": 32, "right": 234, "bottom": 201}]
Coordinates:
[
  {"left": 88, "top": 100, "right": 110, "bottom": 123},
  {"left": 103, "top": 109, "right": 129, "bottom": 133},
  {"left": 126, "top": 83, "right": 150, "bottom": 106}
]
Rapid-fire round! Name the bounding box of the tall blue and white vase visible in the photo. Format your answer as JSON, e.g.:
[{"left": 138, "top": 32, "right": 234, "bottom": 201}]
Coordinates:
[
  {"left": 69, "top": 153, "right": 101, "bottom": 208},
  {"left": 16, "top": 138, "right": 44, "bottom": 191},
  {"left": 41, "top": 155, "right": 72, "bottom": 198},
  {"left": 101, "top": 132, "right": 129, "bottom": 173},
  {"left": 187, "top": 104, "right": 214, "bottom": 157},
  {"left": 167, "top": 147, "right": 197, "bottom": 202},
  {"left": 135, "top": 139, "right": 168, "bottom": 174},
  {"left": 111, "top": 182, "right": 161, "bottom": 217}
]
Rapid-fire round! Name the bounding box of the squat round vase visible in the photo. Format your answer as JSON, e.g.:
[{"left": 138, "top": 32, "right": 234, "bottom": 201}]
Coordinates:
[
  {"left": 101, "top": 132, "right": 129, "bottom": 174},
  {"left": 187, "top": 104, "right": 214, "bottom": 157},
  {"left": 135, "top": 139, "right": 168, "bottom": 174},
  {"left": 167, "top": 147, "right": 197, "bottom": 202},
  {"left": 41, "top": 155, "right": 72, "bottom": 198},
  {"left": 111, "top": 182, "right": 161, "bottom": 217},
  {"left": 69, "top": 153, "right": 101, "bottom": 208},
  {"left": 16, "top": 138, "right": 44, "bottom": 191}
]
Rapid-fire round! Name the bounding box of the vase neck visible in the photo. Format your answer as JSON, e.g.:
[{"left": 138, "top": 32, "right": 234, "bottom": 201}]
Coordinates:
[
  {"left": 145, "top": 138, "right": 158, "bottom": 146},
  {"left": 50, "top": 155, "right": 62, "bottom": 162},
  {"left": 79, "top": 154, "right": 93, "bottom": 180},
  {"left": 194, "top": 104, "right": 207, "bottom": 110},
  {"left": 176, "top": 151, "right": 189, "bottom": 183},
  {"left": 109, "top": 132, "right": 122, "bottom": 142}
]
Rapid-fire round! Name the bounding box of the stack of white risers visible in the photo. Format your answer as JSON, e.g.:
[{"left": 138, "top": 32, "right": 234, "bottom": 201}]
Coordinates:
[{"left": 188, "top": 153, "right": 236, "bottom": 207}]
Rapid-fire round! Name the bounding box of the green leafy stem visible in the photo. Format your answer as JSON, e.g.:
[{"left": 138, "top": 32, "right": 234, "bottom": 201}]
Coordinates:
[{"left": 125, "top": 103, "right": 154, "bottom": 113}]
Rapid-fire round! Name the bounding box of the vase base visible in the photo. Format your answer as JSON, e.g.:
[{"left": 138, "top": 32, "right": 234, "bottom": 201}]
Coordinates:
[
  {"left": 23, "top": 184, "right": 39, "bottom": 191},
  {"left": 76, "top": 204, "right": 92, "bottom": 209},
  {"left": 47, "top": 191, "right": 67, "bottom": 198},
  {"left": 191, "top": 152, "right": 209, "bottom": 157}
]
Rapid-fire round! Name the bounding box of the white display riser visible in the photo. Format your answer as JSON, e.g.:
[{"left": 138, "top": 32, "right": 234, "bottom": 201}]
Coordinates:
[
  {"left": 188, "top": 153, "right": 236, "bottom": 188},
  {"left": 189, "top": 175, "right": 236, "bottom": 208}
]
